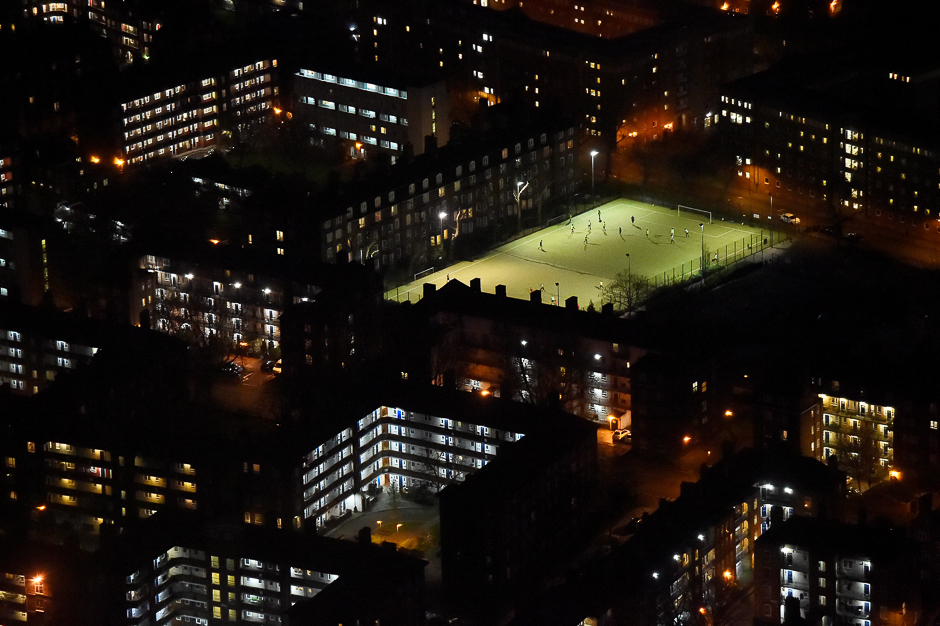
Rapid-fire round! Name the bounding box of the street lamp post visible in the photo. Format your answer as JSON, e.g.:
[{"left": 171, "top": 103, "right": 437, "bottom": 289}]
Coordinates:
[
  {"left": 438, "top": 211, "right": 447, "bottom": 259},
  {"left": 555, "top": 282, "right": 560, "bottom": 306},
  {"left": 590, "top": 150, "right": 599, "bottom": 208},
  {"left": 625, "top": 253, "right": 631, "bottom": 312},
  {"left": 699, "top": 223, "right": 705, "bottom": 273},
  {"left": 769, "top": 194, "right": 774, "bottom": 249}
]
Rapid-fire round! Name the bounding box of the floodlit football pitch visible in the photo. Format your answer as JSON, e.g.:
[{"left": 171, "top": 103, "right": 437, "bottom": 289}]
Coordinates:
[{"left": 386, "top": 198, "right": 782, "bottom": 307}]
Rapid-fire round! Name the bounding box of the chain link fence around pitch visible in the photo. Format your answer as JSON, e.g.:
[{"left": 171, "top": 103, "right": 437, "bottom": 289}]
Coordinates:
[{"left": 648, "top": 229, "right": 788, "bottom": 290}]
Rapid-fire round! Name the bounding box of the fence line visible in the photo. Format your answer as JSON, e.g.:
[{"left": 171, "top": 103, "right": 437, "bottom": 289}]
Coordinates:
[{"left": 648, "top": 230, "right": 787, "bottom": 293}]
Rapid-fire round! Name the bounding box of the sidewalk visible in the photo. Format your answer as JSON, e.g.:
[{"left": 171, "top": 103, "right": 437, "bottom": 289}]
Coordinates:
[{"left": 323, "top": 489, "right": 447, "bottom": 613}]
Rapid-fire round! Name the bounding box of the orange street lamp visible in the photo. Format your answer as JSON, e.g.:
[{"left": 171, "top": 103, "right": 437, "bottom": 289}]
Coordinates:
[
  {"left": 889, "top": 470, "right": 901, "bottom": 480},
  {"left": 723, "top": 570, "right": 733, "bottom": 581},
  {"left": 273, "top": 107, "right": 282, "bottom": 115},
  {"left": 90, "top": 156, "right": 101, "bottom": 164},
  {"left": 607, "top": 415, "right": 616, "bottom": 430},
  {"left": 724, "top": 410, "right": 733, "bottom": 417},
  {"left": 113, "top": 157, "right": 125, "bottom": 167},
  {"left": 36, "top": 505, "right": 46, "bottom": 511},
  {"left": 683, "top": 436, "right": 692, "bottom": 444}
]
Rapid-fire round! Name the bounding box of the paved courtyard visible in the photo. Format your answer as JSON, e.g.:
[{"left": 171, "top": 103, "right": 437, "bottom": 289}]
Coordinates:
[{"left": 387, "top": 198, "right": 781, "bottom": 307}]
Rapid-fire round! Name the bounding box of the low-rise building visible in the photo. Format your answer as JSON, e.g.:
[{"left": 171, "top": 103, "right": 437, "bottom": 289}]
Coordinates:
[
  {"left": 309, "top": 106, "right": 576, "bottom": 270},
  {"left": 415, "top": 279, "right": 652, "bottom": 425}
]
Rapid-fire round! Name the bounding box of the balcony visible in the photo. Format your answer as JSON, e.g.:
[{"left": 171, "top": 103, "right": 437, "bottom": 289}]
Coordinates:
[{"left": 836, "top": 600, "right": 870, "bottom": 619}]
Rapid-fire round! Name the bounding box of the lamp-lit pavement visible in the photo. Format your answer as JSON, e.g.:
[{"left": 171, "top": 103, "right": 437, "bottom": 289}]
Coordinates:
[
  {"left": 211, "top": 357, "right": 276, "bottom": 416},
  {"left": 323, "top": 489, "right": 446, "bottom": 613}
]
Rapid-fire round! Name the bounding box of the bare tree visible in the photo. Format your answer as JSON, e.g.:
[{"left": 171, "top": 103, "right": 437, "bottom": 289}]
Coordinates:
[
  {"left": 842, "top": 426, "right": 885, "bottom": 491},
  {"left": 598, "top": 270, "right": 651, "bottom": 312}
]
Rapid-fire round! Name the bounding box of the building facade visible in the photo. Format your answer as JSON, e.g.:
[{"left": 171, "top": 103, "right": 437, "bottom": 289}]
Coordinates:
[
  {"left": 753, "top": 516, "right": 919, "bottom": 626},
  {"left": 120, "top": 58, "right": 278, "bottom": 168},
  {"left": 21, "top": 0, "right": 163, "bottom": 63},
  {"left": 0, "top": 568, "right": 51, "bottom": 624},
  {"left": 116, "top": 515, "right": 426, "bottom": 626},
  {"left": 300, "top": 399, "right": 525, "bottom": 529},
  {"left": 0, "top": 303, "right": 110, "bottom": 395},
  {"left": 416, "top": 279, "right": 649, "bottom": 424},
  {"left": 803, "top": 393, "right": 895, "bottom": 486},
  {"left": 316, "top": 115, "right": 576, "bottom": 270},
  {"left": 718, "top": 59, "right": 940, "bottom": 229},
  {"left": 134, "top": 251, "right": 332, "bottom": 351},
  {"left": 295, "top": 67, "right": 451, "bottom": 161},
  {"left": 358, "top": 0, "right": 756, "bottom": 141}
]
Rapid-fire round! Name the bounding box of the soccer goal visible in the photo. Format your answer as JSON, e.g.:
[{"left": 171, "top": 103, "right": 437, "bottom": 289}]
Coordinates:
[
  {"left": 547, "top": 213, "right": 569, "bottom": 227},
  {"left": 414, "top": 266, "right": 436, "bottom": 282},
  {"left": 678, "top": 204, "right": 712, "bottom": 224}
]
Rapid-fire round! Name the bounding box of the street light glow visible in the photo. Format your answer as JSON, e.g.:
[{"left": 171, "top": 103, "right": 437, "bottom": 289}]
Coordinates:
[
  {"left": 439, "top": 212, "right": 447, "bottom": 219},
  {"left": 590, "top": 150, "right": 599, "bottom": 157},
  {"left": 233, "top": 282, "right": 241, "bottom": 288}
]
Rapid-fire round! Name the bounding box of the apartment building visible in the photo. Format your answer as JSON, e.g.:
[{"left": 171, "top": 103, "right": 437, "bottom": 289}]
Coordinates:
[
  {"left": 0, "top": 302, "right": 128, "bottom": 395},
  {"left": 416, "top": 279, "right": 650, "bottom": 424},
  {"left": 298, "top": 385, "right": 538, "bottom": 529},
  {"left": 0, "top": 151, "right": 13, "bottom": 209},
  {"left": 718, "top": 51, "right": 940, "bottom": 229},
  {"left": 21, "top": 0, "right": 163, "bottom": 63},
  {"left": 357, "top": 0, "right": 756, "bottom": 141},
  {"left": 295, "top": 65, "right": 451, "bottom": 160},
  {"left": 581, "top": 448, "right": 846, "bottom": 626},
  {"left": 16, "top": 439, "right": 200, "bottom": 532},
  {"left": 753, "top": 516, "right": 919, "bottom": 626},
  {"left": 803, "top": 393, "right": 895, "bottom": 483},
  {"left": 801, "top": 376, "right": 940, "bottom": 486},
  {"left": 113, "top": 513, "right": 427, "bottom": 626},
  {"left": 132, "top": 247, "right": 368, "bottom": 351},
  {"left": 116, "top": 517, "right": 426, "bottom": 626},
  {"left": 119, "top": 58, "right": 278, "bottom": 167},
  {"left": 439, "top": 409, "right": 597, "bottom": 618},
  {"left": 0, "top": 562, "right": 52, "bottom": 624},
  {"left": 314, "top": 109, "right": 576, "bottom": 269},
  {"left": 0, "top": 225, "right": 14, "bottom": 300}
]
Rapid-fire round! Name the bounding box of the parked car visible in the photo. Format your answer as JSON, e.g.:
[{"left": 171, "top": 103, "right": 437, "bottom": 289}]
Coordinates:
[
  {"left": 220, "top": 362, "right": 244, "bottom": 379},
  {"left": 780, "top": 213, "right": 800, "bottom": 224},
  {"left": 612, "top": 428, "right": 632, "bottom": 442},
  {"left": 261, "top": 360, "right": 277, "bottom": 373},
  {"left": 271, "top": 359, "right": 282, "bottom": 375},
  {"left": 844, "top": 232, "right": 863, "bottom": 244}
]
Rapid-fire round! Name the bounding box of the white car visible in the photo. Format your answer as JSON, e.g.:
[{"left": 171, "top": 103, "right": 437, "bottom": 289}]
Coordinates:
[{"left": 780, "top": 213, "right": 800, "bottom": 225}]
